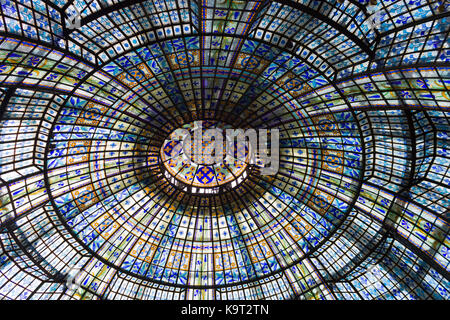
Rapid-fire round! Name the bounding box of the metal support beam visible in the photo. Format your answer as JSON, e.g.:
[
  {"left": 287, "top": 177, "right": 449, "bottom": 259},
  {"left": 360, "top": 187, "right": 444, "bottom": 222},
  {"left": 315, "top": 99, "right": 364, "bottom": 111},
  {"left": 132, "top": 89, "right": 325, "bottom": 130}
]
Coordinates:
[{"left": 275, "top": 0, "right": 375, "bottom": 59}]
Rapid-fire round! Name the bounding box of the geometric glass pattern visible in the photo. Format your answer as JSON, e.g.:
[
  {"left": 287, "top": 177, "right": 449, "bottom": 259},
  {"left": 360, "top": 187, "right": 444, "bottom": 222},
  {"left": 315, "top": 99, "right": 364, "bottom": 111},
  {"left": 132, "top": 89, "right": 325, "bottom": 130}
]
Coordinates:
[
  {"left": 0, "top": 0, "right": 448, "bottom": 300},
  {"left": 160, "top": 120, "right": 251, "bottom": 191}
]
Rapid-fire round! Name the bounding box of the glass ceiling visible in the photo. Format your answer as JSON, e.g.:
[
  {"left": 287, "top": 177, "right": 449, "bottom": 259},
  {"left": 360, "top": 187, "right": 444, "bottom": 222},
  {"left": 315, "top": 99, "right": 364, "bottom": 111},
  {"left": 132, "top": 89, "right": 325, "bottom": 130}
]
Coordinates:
[{"left": 0, "top": 0, "right": 448, "bottom": 300}]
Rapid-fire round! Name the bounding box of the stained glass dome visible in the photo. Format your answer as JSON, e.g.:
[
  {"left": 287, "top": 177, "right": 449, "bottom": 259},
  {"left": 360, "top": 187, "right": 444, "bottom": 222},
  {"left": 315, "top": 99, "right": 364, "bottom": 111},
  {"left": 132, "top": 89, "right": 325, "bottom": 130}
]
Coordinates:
[{"left": 0, "top": 0, "right": 449, "bottom": 300}]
